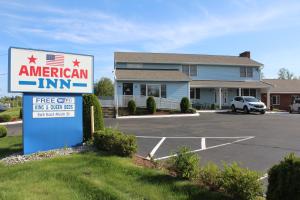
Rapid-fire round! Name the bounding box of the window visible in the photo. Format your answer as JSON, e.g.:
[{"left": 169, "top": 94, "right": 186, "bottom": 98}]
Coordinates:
[
  {"left": 140, "top": 84, "right": 146, "bottom": 96},
  {"left": 271, "top": 95, "right": 280, "bottom": 105},
  {"left": 240, "top": 67, "right": 246, "bottom": 77},
  {"left": 190, "top": 88, "right": 195, "bottom": 99},
  {"left": 123, "top": 83, "right": 133, "bottom": 95},
  {"left": 190, "top": 88, "right": 200, "bottom": 99},
  {"left": 141, "top": 84, "right": 167, "bottom": 98},
  {"left": 250, "top": 89, "right": 256, "bottom": 97},
  {"left": 147, "top": 85, "right": 160, "bottom": 97},
  {"left": 240, "top": 67, "right": 253, "bottom": 77},
  {"left": 190, "top": 65, "right": 197, "bottom": 76},
  {"left": 182, "top": 65, "right": 197, "bottom": 76},
  {"left": 247, "top": 68, "right": 253, "bottom": 77},
  {"left": 161, "top": 84, "right": 167, "bottom": 98},
  {"left": 241, "top": 88, "right": 256, "bottom": 97},
  {"left": 182, "top": 65, "right": 189, "bottom": 76}
]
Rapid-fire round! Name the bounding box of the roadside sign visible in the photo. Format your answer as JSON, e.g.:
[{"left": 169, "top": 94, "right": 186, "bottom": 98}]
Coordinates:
[
  {"left": 8, "top": 47, "right": 91, "bottom": 154},
  {"left": 9, "top": 47, "right": 93, "bottom": 94}
]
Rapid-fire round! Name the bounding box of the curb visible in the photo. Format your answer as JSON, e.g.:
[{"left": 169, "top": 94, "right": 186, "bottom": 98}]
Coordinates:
[
  {"left": 0, "top": 121, "right": 23, "bottom": 125},
  {"left": 116, "top": 113, "right": 200, "bottom": 119},
  {"left": 196, "top": 110, "right": 229, "bottom": 113},
  {"left": 266, "top": 111, "right": 289, "bottom": 114}
]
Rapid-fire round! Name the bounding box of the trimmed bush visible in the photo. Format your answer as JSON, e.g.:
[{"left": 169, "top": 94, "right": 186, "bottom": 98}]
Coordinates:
[
  {"left": 0, "top": 125, "right": 7, "bottom": 138},
  {"left": 83, "top": 94, "right": 104, "bottom": 141},
  {"left": 94, "top": 128, "right": 137, "bottom": 157},
  {"left": 267, "top": 153, "right": 300, "bottom": 200},
  {"left": 146, "top": 96, "right": 156, "bottom": 114},
  {"left": 220, "top": 162, "right": 263, "bottom": 200},
  {"left": 170, "top": 146, "right": 200, "bottom": 179},
  {"left": 0, "top": 114, "right": 12, "bottom": 123},
  {"left": 128, "top": 100, "right": 136, "bottom": 115},
  {"left": 180, "top": 97, "right": 190, "bottom": 113},
  {"left": 199, "top": 162, "right": 221, "bottom": 191},
  {"left": 19, "top": 108, "right": 23, "bottom": 119},
  {"left": 210, "top": 104, "right": 216, "bottom": 110}
]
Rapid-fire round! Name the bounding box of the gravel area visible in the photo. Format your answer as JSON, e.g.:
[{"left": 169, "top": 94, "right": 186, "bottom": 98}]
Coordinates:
[{"left": 1, "top": 145, "right": 92, "bottom": 166}]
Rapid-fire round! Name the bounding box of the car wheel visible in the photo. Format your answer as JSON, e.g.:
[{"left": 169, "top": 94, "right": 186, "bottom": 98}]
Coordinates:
[
  {"left": 243, "top": 106, "right": 249, "bottom": 114},
  {"left": 231, "top": 105, "right": 236, "bottom": 112},
  {"left": 260, "top": 110, "right": 265, "bottom": 114}
]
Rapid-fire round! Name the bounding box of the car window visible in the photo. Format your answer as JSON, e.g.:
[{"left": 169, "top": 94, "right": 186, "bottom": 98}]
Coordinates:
[
  {"left": 244, "top": 97, "right": 259, "bottom": 102},
  {"left": 295, "top": 100, "right": 300, "bottom": 104}
]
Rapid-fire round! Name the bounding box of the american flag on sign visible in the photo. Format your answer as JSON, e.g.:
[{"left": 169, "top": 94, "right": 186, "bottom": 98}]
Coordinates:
[{"left": 46, "top": 54, "right": 64, "bottom": 66}]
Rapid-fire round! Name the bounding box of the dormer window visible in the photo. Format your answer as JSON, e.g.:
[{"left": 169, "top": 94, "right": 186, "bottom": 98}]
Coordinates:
[
  {"left": 182, "top": 65, "right": 197, "bottom": 76},
  {"left": 240, "top": 67, "right": 253, "bottom": 77}
]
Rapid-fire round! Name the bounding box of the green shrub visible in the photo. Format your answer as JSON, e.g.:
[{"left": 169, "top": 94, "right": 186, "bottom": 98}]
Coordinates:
[
  {"left": 0, "top": 114, "right": 12, "bottom": 123},
  {"left": 219, "top": 162, "right": 263, "bottom": 200},
  {"left": 180, "top": 97, "right": 190, "bottom": 113},
  {"left": 171, "top": 146, "right": 200, "bottom": 179},
  {"left": 19, "top": 108, "right": 23, "bottom": 119},
  {"left": 210, "top": 104, "right": 216, "bottom": 110},
  {"left": 0, "top": 125, "right": 7, "bottom": 138},
  {"left": 94, "top": 128, "right": 137, "bottom": 157},
  {"left": 199, "top": 162, "right": 221, "bottom": 191},
  {"left": 146, "top": 96, "right": 156, "bottom": 114},
  {"left": 267, "top": 153, "right": 300, "bottom": 200},
  {"left": 83, "top": 94, "right": 104, "bottom": 141},
  {"left": 127, "top": 100, "right": 136, "bottom": 115}
]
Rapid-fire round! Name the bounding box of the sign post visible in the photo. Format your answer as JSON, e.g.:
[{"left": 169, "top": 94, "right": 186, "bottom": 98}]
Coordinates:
[{"left": 8, "top": 47, "right": 93, "bottom": 154}]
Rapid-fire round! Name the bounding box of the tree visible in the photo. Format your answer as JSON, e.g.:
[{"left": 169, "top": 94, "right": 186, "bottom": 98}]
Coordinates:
[
  {"left": 278, "top": 68, "right": 295, "bottom": 80},
  {"left": 94, "top": 77, "right": 114, "bottom": 97}
]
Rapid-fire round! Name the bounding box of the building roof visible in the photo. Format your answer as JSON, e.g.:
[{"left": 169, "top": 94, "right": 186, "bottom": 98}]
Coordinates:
[
  {"left": 115, "top": 69, "right": 190, "bottom": 82},
  {"left": 191, "top": 80, "right": 272, "bottom": 88},
  {"left": 263, "top": 79, "right": 300, "bottom": 93},
  {"left": 115, "top": 52, "right": 263, "bottom": 67}
]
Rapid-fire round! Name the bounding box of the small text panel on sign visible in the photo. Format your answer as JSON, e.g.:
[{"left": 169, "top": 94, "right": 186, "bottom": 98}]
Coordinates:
[{"left": 32, "top": 96, "right": 75, "bottom": 118}]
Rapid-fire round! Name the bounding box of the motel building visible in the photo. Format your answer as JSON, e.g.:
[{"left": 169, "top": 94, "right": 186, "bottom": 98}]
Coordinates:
[{"left": 114, "top": 51, "right": 274, "bottom": 110}]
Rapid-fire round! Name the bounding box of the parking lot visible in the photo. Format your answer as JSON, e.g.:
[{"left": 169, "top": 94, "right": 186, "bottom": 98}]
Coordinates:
[{"left": 105, "top": 112, "right": 300, "bottom": 175}]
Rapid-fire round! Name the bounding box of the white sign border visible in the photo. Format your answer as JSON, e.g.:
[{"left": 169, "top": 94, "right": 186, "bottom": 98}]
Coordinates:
[{"left": 8, "top": 46, "right": 94, "bottom": 94}]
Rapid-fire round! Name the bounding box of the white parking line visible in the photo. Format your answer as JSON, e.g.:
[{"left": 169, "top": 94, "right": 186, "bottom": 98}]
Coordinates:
[
  {"left": 154, "top": 136, "right": 255, "bottom": 161},
  {"left": 136, "top": 136, "right": 254, "bottom": 139},
  {"left": 201, "top": 138, "right": 206, "bottom": 150},
  {"left": 147, "top": 137, "right": 166, "bottom": 159}
]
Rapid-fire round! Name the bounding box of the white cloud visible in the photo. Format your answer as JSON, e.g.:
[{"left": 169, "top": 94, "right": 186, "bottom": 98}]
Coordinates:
[{"left": 1, "top": 1, "right": 300, "bottom": 51}]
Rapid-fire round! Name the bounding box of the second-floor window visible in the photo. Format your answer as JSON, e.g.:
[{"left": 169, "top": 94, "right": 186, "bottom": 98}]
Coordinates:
[
  {"left": 182, "top": 65, "right": 197, "bottom": 76},
  {"left": 240, "top": 67, "right": 253, "bottom": 77}
]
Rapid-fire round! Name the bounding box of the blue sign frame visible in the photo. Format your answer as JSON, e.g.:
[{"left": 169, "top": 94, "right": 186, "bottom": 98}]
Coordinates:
[{"left": 23, "top": 93, "right": 83, "bottom": 154}]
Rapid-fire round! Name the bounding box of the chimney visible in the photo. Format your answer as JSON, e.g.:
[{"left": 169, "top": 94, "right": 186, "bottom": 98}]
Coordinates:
[{"left": 239, "top": 51, "right": 250, "bottom": 58}]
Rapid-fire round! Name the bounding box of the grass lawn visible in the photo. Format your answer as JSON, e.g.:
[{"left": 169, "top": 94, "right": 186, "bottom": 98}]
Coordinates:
[
  {"left": 0, "top": 136, "right": 22, "bottom": 159},
  {"left": 0, "top": 107, "right": 21, "bottom": 120},
  {"left": 0, "top": 137, "right": 229, "bottom": 200}
]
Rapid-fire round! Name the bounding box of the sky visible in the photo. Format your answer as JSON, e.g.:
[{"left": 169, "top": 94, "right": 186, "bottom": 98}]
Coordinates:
[{"left": 1, "top": 0, "right": 300, "bottom": 96}]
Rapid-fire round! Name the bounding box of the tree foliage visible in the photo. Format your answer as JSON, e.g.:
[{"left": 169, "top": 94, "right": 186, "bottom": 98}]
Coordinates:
[
  {"left": 278, "top": 68, "right": 296, "bottom": 80},
  {"left": 94, "top": 77, "right": 114, "bottom": 97}
]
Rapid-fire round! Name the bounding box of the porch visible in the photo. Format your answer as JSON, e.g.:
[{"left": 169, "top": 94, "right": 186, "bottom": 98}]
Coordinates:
[{"left": 190, "top": 80, "right": 273, "bottom": 110}]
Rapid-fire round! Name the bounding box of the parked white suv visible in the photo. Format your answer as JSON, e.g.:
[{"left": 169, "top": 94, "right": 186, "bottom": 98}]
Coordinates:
[
  {"left": 231, "top": 96, "right": 266, "bottom": 114},
  {"left": 289, "top": 98, "right": 300, "bottom": 113}
]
